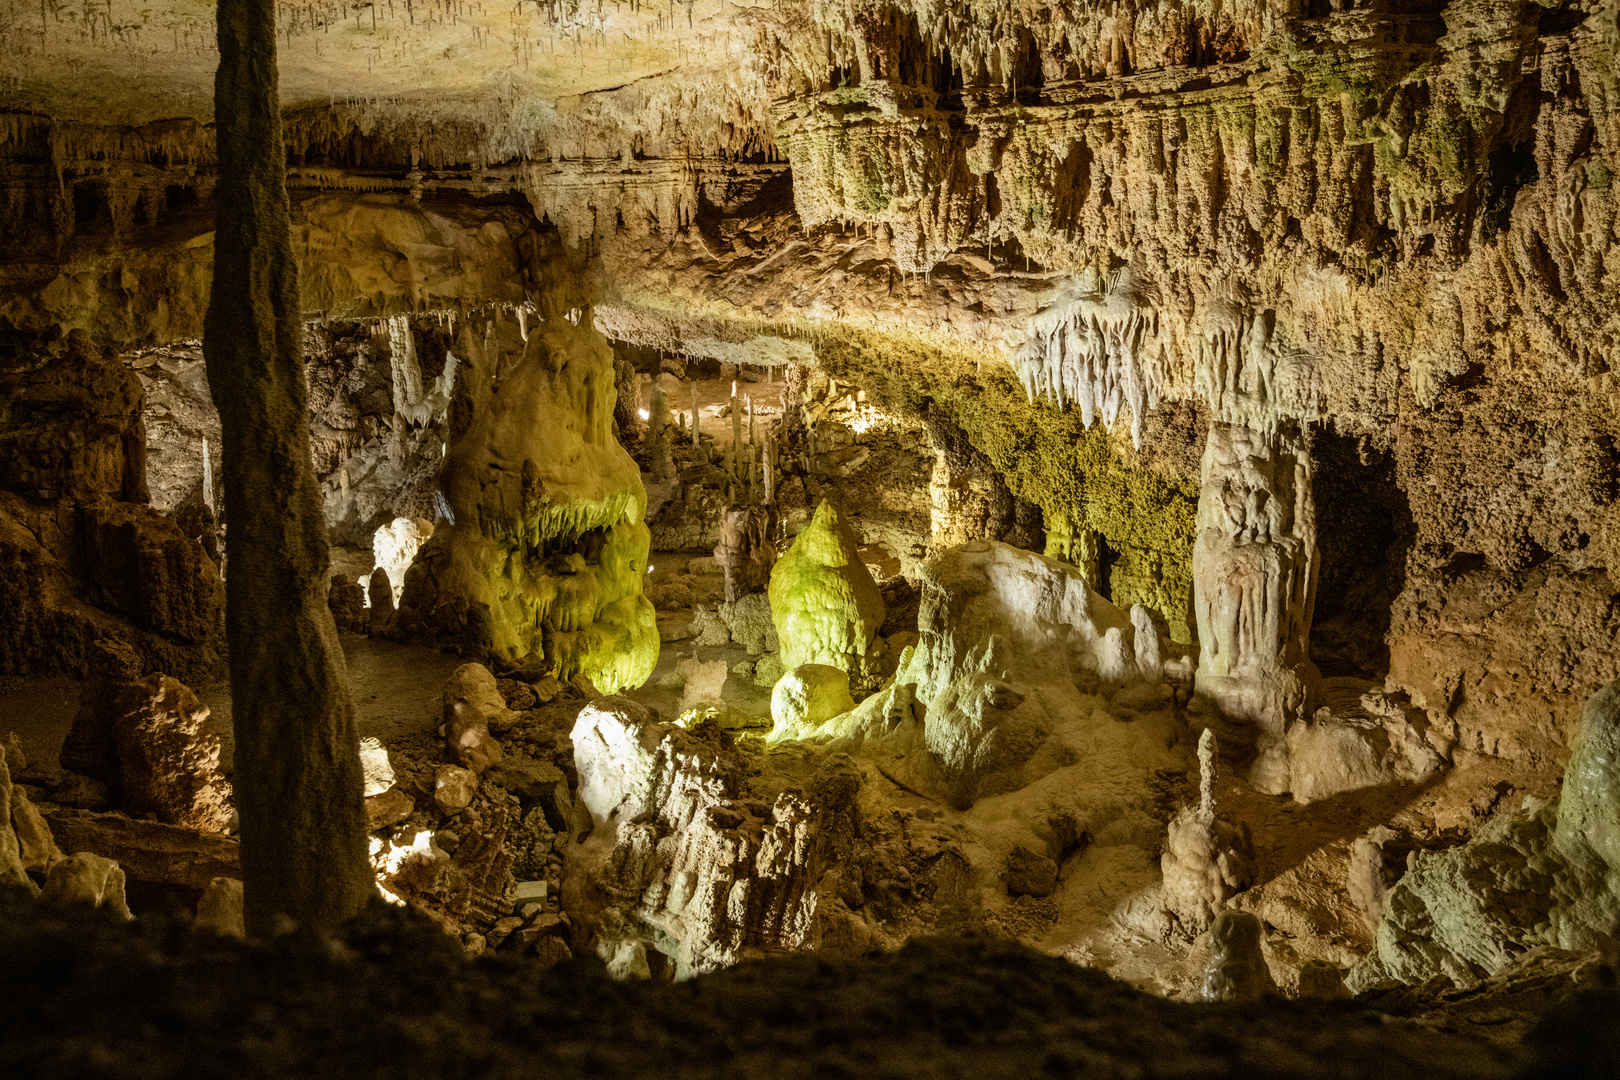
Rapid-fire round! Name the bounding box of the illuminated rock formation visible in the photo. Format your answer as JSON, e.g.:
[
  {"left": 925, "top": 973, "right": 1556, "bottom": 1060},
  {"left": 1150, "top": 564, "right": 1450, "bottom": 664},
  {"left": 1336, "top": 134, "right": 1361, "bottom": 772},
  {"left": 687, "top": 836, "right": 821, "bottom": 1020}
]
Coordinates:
[
  {"left": 398, "top": 313, "right": 658, "bottom": 694},
  {"left": 768, "top": 500, "right": 886, "bottom": 686},
  {"left": 1192, "top": 422, "right": 1320, "bottom": 795},
  {"left": 567, "top": 696, "right": 855, "bottom": 975}
]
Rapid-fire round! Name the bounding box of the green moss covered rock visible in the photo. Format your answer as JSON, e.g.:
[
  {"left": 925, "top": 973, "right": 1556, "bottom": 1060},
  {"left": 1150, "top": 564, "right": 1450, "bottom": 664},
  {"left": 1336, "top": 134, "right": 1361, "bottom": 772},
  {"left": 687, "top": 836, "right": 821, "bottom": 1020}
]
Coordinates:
[{"left": 768, "top": 500, "right": 885, "bottom": 685}]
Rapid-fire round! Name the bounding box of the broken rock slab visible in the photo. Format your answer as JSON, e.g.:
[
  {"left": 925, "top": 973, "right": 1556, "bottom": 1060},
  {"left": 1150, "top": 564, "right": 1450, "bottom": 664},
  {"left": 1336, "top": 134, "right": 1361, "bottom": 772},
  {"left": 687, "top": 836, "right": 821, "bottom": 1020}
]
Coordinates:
[
  {"left": 45, "top": 808, "right": 240, "bottom": 890},
  {"left": 365, "top": 787, "right": 415, "bottom": 831},
  {"left": 359, "top": 737, "right": 395, "bottom": 797}
]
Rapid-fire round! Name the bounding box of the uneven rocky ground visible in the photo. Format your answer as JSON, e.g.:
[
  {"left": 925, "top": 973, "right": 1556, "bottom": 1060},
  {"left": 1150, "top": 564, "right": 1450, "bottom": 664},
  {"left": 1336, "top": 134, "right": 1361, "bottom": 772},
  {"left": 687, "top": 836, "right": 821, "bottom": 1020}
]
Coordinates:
[{"left": 4, "top": 893, "right": 1614, "bottom": 1080}]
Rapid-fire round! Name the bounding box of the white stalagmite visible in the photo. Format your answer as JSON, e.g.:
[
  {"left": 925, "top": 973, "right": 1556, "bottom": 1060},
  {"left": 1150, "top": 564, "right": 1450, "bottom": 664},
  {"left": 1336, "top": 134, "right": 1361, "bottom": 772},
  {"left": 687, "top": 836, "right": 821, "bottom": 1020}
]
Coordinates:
[
  {"left": 201, "top": 437, "right": 214, "bottom": 513},
  {"left": 1197, "top": 728, "right": 1217, "bottom": 823}
]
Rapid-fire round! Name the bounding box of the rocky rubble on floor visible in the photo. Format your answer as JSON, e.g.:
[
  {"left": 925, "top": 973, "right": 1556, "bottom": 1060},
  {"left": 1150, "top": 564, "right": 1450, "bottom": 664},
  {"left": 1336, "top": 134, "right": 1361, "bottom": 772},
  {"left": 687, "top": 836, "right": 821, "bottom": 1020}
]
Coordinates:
[
  {"left": 361, "top": 662, "right": 600, "bottom": 960},
  {"left": 1349, "top": 676, "right": 1620, "bottom": 991}
]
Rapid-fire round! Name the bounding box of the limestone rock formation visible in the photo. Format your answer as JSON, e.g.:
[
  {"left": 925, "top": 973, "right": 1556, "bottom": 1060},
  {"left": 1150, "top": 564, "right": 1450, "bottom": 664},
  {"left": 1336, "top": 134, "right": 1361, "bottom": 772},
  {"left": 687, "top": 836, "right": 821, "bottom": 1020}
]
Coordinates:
[
  {"left": 1201, "top": 910, "right": 1279, "bottom": 1003},
  {"left": 768, "top": 500, "right": 885, "bottom": 687},
  {"left": 397, "top": 314, "right": 657, "bottom": 693},
  {"left": 0, "top": 748, "right": 34, "bottom": 893},
  {"left": 39, "top": 852, "right": 133, "bottom": 920},
  {"left": 567, "top": 696, "right": 858, "bottom": 975},
  {"left": 1193, "top": 423, "right": 1320, "bottom": 795},
  {"left": 60, "top": 637, "right": 147, "bottom": 790},
  {"left": 770, "top": 664, "right": 856, "bottom": 739},
  {"left": 809, "top": 540, "right": 1177, "bottom": 809},
  {"left": 358, "top": 738, "right": 395, "bottom": 798},
  {"left": 195, "top": 877, "right": 247, "bottom": 938},
  {"left": 367, "top": 568, "right": 396, "bottom": 635},
  {"left": 1285, "top": 686, "right": 1448, "bottom": 805},
  {"left": 1350, "top": 677, "right": 1620, "bottom": 989},
  {"left": 715, "top": 504, "right": 777, "bottom": 603},
  {"left": 1161, "top": 730, "right": 1256, "bottom": 932},
  {"left": 328, "top": 574, "right": 368, "bottom": 635},
  {"left": 434, "top": 766, "right": 479, "bottom": 814},
  {"left": 0, "top": 331, "right": 224, "bottom": 681},
  {"left": 373, "top": 516, "right": 433, "bottom": 604},
  {"left": 111, "top": 673, "right": 233, "bottom": 833},
  {"left": 42, "top": 808, "right": 241, "bottom": 891}
]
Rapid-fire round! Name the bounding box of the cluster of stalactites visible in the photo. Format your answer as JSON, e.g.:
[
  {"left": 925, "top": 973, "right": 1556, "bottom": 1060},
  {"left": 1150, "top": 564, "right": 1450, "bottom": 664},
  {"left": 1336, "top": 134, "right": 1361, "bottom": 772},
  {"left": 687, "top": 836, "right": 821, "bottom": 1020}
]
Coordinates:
[
  {"left": 1013, "top": 269, "right": 1162, "bottom": 448},
  {"left": 1191, "top": 282, "right": 1324, "bottom": 435}
]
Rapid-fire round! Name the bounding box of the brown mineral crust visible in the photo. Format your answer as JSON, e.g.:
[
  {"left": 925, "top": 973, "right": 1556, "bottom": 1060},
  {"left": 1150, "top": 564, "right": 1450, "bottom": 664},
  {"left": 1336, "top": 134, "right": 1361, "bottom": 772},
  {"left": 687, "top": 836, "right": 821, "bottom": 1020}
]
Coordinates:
[
  {"left": 110, "top": 672, "right": 234, "bottom": 833},
  {"left": 43, "top": 808, "right": 241, "bottom": 891}
]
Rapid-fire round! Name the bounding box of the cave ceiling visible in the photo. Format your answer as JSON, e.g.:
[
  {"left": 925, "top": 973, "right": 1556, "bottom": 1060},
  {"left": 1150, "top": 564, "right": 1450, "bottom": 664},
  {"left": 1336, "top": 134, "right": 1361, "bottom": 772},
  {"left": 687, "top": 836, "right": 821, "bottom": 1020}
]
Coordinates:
[{"left": 2, "top": 0, "right": 1618, "bottom": 430}]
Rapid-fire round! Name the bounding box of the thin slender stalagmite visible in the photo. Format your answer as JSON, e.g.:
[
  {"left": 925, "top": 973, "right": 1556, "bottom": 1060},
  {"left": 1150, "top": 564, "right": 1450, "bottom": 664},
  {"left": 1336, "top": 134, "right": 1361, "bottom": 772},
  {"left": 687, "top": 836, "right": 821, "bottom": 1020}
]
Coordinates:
[{"left": 203, "top": 0, "right": 372, "bottom": 935}]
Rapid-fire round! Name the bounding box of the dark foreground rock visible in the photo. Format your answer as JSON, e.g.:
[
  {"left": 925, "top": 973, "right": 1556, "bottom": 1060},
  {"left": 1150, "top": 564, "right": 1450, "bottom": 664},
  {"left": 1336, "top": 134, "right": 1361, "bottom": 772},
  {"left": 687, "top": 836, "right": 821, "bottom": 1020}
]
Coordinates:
[{"left": 3, "top": 892, "right": 1613, "bottom": 1080}]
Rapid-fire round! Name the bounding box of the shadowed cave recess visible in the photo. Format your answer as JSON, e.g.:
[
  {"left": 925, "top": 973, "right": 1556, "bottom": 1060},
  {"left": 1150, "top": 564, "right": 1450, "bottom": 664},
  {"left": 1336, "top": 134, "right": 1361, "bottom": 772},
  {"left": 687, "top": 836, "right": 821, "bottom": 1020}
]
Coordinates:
[{"left": 3, "top": 0, "right": 1620, "bottom": 1074}]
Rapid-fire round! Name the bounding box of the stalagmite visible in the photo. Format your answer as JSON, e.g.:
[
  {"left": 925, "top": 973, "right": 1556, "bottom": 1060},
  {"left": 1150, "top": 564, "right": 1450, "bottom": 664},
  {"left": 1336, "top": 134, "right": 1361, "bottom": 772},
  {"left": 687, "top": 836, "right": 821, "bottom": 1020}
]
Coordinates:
[
  {"left": 730, "top": 381, "right": 742, "bottom": 477},
  {"left": 648, "top": 383, "right": 673, "bottom": 481},
  {"left": 1191, "top": 422, "right": 1320, "bottom": 795},
  {"left": 201, "top": 437, "right": 214, "bottom": 513},
  {"left": 202, "top": 0, "right": 372, "bottom": 934}
]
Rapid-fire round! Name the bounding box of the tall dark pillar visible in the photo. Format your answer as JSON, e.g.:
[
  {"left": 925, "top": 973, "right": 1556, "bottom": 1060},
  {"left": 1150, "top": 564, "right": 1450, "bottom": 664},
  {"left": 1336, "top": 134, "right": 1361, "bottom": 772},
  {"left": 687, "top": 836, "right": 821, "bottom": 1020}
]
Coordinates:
[{"left": 204, "top": 0, "right": 372, "bottom": 934}]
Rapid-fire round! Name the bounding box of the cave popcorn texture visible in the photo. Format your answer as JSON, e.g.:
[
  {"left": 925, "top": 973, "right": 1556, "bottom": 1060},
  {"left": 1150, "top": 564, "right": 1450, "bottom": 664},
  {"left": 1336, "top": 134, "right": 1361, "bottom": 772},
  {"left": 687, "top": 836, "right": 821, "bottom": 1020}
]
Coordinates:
[{"left": 398, "top": 312, "right": 658, "bottom": 693}]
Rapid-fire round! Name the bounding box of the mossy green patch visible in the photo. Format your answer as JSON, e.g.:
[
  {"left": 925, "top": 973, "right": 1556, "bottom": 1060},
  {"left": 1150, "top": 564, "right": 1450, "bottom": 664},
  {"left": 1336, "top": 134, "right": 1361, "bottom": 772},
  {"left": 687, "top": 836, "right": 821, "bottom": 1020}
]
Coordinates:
[{"left": 814, "top": 328, "right": 1199, "bottom": 642}]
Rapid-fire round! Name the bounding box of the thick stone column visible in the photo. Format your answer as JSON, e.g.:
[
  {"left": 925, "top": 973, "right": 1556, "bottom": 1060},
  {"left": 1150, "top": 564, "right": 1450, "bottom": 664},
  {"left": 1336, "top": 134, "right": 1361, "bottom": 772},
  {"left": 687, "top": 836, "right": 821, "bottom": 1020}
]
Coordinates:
[
  {"left": 1192, "top": 421, "right": 1321, "bottom": 794},
  {"left": 203, "top": 0, "right": 372, "bottom": 933}
]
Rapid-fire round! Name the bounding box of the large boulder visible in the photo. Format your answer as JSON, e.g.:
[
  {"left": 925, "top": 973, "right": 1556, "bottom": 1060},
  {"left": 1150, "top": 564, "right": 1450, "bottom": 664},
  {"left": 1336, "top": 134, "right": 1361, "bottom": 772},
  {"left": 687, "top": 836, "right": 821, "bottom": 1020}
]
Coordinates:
[
  {"left": 111, "top": 672, "right": 233, "bottom": 832},
  {"left": 39, "top": 852, "right": 132, "bottom": 919},
  {"left": 1349, "top": 676, "right": 1620, "bottom": 989},
  {"left": 768, "top": 500, "right": 884, "bottom": 686}
]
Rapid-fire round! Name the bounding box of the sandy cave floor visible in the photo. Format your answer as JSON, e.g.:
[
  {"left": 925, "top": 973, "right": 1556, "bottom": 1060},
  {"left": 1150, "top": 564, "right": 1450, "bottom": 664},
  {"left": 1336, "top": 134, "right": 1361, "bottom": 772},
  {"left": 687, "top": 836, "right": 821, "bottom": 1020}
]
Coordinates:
[{"left": 0, "top": 547, "right": 770, "bottom": 775}]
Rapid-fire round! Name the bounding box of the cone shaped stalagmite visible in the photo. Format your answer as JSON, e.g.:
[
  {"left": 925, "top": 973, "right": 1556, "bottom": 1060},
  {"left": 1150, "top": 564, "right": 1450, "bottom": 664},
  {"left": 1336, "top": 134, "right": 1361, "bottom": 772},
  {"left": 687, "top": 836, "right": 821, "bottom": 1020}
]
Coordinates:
[
  {"left": 202, "top": 0, "right": 372, "bottom": 934},
  {"left": 768, "top": 499, "right": 884, "bottom": 685}
]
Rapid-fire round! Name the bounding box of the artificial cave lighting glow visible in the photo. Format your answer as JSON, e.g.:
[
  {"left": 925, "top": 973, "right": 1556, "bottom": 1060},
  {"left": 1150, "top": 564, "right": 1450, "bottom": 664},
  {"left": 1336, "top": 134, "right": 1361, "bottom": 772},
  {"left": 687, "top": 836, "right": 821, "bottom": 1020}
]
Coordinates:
[{"left": 847, "top": 404, "right": 899, "bottom": 436}]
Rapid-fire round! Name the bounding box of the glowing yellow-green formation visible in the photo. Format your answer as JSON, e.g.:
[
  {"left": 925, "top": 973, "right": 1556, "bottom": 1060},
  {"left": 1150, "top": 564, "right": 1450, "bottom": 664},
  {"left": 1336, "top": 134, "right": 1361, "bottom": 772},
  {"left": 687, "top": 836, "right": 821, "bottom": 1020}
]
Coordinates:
[
  {"left": 768, "top": 500, "right": 886, "bottom": 688},
  {"left": 399, "top": 310, "right": 658, "bottom": 693}
]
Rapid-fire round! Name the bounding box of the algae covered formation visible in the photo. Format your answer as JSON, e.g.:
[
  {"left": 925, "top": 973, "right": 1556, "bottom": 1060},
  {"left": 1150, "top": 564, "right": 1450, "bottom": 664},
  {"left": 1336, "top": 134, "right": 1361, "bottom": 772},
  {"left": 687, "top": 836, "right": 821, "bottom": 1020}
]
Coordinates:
[
  {"left": 769, "top": 499, "right": 886, "bottom": 686},
  {"left": 398, "top": 311, "right": 658, "bottom": 693}
]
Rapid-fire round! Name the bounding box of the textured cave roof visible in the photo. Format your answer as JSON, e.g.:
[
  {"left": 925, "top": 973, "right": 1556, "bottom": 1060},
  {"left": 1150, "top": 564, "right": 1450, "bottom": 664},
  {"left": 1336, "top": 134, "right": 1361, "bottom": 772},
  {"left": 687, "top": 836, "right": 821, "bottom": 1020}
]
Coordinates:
[{"left": 0, "top": 0, "right": 761, "bottom": 129}]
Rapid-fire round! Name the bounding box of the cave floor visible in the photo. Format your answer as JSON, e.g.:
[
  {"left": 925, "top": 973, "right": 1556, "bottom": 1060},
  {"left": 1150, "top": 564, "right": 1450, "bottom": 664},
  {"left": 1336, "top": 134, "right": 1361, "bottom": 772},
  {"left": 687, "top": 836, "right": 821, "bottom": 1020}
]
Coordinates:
[{"left": 0, "top": 637, "right": 465, "bottom": 775}]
